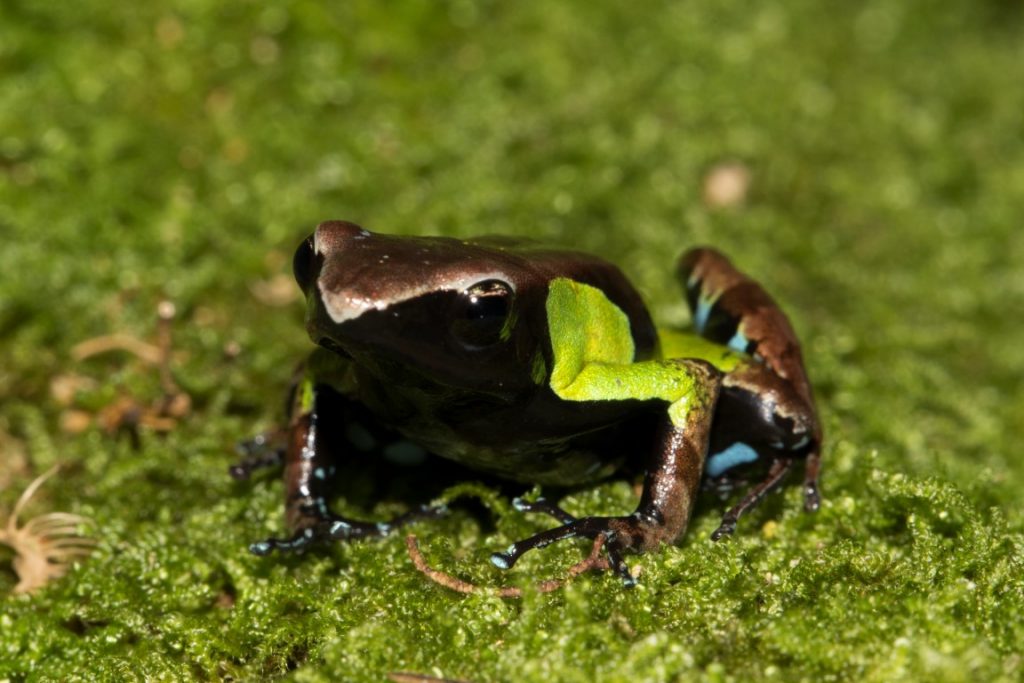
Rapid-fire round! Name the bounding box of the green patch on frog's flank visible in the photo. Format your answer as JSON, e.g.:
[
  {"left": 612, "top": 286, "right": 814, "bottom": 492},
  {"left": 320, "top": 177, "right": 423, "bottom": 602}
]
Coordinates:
[
  {"left": 2, "top": 1, "right": 1023, "bottom": 682},
  {"left": 546, "top": 278, "right": 723, "bottom": 427}
]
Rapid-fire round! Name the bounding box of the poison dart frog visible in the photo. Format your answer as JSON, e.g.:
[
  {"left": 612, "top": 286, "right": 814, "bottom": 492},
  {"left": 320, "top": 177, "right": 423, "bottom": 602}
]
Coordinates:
[{"left": 233, "top": 221, "right": 822, "bottom": 585}]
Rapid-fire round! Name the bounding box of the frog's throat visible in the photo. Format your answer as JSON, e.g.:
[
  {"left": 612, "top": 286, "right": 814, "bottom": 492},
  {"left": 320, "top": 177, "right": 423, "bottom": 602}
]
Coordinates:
[{"left": 318, "top": 271, "right": 515, "bottom": 324}]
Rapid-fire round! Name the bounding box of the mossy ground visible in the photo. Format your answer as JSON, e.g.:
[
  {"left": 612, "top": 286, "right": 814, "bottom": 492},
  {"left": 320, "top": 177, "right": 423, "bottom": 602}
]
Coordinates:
[{"left": 2, "top": 1, "right": 1023, "bottom": 681}]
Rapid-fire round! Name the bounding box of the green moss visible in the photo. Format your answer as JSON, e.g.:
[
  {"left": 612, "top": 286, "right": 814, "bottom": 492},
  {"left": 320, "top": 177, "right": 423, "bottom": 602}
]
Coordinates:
[{"left": 2, "top": 0, "right": 1022, "bottom": 680}]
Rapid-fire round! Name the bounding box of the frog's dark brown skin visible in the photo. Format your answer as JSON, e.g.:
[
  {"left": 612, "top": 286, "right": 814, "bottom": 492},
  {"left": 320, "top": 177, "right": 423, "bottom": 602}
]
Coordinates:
[
  {"left": 678, "top": 249, "right": 822, "bottom": 535},
  {"left": 235, "top": 221, "right": 822, "bottom": 584}
]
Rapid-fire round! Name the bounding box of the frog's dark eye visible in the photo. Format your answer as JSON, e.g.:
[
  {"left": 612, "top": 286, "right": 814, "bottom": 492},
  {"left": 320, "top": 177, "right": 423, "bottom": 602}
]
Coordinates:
[
  {"left": 293, "top": 234, "right": 317, "bottom": 292},
  {"left": 451, "top": 279, "right": 514, "bottom": 349}
]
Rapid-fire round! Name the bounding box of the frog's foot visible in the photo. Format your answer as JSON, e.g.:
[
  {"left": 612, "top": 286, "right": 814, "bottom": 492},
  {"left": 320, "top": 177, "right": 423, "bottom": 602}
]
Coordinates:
[
  {"left": 230, "top": 431, "right": 286, "bottom": 480},
  {"left": 510, "top": 496, "right": 577, "bottom": 525},
  {"left": 490, "top": 515, "right": 649, "bottom": 586},
  {"left": 802, "top": 449, "right": 822, "bottom": 512},
  {"left": 249, "top": 504, "right": 448, "bottom": 556},
  {"left": 711, "top": 458, "right": 793, "bottom": 541}
]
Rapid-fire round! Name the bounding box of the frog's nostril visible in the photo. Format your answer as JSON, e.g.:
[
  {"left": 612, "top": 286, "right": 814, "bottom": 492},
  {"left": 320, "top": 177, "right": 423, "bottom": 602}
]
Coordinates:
[{"left": 293, "top": 234, "right": 317, "bottom": 292}]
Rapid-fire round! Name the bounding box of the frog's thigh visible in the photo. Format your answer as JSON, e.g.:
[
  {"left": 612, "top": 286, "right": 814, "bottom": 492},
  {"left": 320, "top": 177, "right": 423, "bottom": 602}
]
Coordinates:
[{"left": 677, "top": 247, "right": 810, "bottom": 396}]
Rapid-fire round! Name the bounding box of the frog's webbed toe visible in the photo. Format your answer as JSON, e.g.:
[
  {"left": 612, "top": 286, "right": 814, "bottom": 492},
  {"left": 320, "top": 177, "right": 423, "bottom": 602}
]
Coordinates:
[
  {"left": 249, "top": 504, "right": 447, "bottom": 556},
  {"left": 490, "top": 514, "right": 650, "bottom": 587}
]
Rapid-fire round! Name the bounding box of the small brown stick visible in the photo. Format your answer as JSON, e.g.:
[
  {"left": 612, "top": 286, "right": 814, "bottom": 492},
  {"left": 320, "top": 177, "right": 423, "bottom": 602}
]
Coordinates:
[
  {"left": 71, "top": 334, "right": 163, "bottom": 364},
  {"left": 388, "top": 673, "right": 471, "bottom": 683},
  {"left": 405, "top": 534, "right": 610, "bottom": 598}
]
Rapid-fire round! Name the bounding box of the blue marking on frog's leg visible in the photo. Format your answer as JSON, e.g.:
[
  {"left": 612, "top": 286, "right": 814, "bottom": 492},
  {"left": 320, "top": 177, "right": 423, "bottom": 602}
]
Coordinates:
[
  {"left": 678, "top": 247, "right": 823, "bottom": 517},
  {"left": 693, "top": 296, "right": 713, "bottom": 333},
  {"left": 726, "top": 328, "right": 752, "bottom": 355},
  {"left": 706, "top": 442, "right": 760, "bottom": 478}
]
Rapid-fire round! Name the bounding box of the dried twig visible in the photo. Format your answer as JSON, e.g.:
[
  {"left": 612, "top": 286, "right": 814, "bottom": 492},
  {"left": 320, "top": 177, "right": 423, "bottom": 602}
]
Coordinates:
[
  {"left": 405, "top": 534, "right": 610, "bottom": 598},
  {"left": 66, "top": 300, "right": 191, "bottom": 441},
  {"left": 71, "top": 334, "right": 163, "bottom": 364},
  {"left": 388, "top": 673, "right": 472, "bottom": 683}
]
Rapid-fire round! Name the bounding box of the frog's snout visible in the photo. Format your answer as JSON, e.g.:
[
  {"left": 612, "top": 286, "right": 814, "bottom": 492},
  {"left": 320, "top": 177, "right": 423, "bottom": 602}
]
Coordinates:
[
  {"left": 313, "top": 220, "right": 372, "bottom": 255},
  {"left": 295, "top": 221, "right": 372, "bottom": 294}
]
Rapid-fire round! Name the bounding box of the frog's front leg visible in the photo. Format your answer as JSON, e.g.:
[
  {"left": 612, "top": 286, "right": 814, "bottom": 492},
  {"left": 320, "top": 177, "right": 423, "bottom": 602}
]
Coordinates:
[
  {"left": 249, "top": 372, "right": 442, "bottom": 556},
  {"left": 491, "top": 359, "right": 722, "bottom": 585}
]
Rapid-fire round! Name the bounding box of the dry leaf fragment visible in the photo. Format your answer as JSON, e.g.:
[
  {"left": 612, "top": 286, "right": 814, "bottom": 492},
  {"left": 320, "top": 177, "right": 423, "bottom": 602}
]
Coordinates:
[{"left": 0, "top": 465, "right": 97, "bottom": 594}]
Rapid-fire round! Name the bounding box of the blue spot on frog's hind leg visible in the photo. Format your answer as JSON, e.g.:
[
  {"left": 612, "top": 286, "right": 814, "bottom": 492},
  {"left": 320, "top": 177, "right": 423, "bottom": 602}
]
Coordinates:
[
  {"left": 678, "top": 247, "right": 823, "bottom": 515},
  {"left": 705, "top": 442, "right": 760, "bottom": 478},
  {"left": 705, "top": 363, "right": 821, "bottom": 539}
]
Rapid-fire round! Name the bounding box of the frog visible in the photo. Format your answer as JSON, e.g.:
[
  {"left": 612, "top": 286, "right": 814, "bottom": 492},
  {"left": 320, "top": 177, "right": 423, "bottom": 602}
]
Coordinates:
[{"left": 233, "top": 220, "right": 822, "bottom": 585}]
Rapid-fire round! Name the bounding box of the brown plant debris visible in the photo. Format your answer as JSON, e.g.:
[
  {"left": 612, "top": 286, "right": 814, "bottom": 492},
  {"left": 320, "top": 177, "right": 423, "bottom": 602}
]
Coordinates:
[
  {"left": 0, "top": 465, "right": 97, "bottom": 594},
  {"left": 64, "top": 300, "right": 192, "bottom": 441},
  {"left": 388, "top": 673, "right": 473, "bottom": 683},
  {"left": 405, "top": 533, "right": 612, "bottom": 598}
]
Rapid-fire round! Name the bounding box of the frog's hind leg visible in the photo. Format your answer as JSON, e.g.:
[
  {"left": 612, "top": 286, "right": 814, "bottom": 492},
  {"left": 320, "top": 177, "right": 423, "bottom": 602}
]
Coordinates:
[
  {"left": 710, "top": 457, "right": 793, "bottom": 540},
  {"left": 704, "top": 360, "right": 821, "bottom": 539},
  {"left": 248, "top": 380, "right": 445, "bottom": 556},
  {"left": 678, "top": 247, "right": 822, "bottom": 512}
]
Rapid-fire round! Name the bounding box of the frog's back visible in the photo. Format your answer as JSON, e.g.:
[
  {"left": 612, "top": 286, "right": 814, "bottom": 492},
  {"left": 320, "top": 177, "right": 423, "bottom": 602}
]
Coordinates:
[{"left": 477, "top": 239, "right": 659, "bottom": 362}]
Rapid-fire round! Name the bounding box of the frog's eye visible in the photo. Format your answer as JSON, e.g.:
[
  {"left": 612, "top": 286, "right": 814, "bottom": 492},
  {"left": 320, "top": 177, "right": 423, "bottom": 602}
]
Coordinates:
[{"left": 451, "top": 279, "right": 514, "bottom": 349}]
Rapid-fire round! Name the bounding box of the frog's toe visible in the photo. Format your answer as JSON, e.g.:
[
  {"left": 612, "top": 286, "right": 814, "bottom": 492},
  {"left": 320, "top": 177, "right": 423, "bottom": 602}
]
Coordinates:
[
  {"left": 510, "top": 496, "right": 577, "bottom": 524},
  {"left": 490, "top": 515, "right": 640, "bottom": 587},
  {"left": 248, "top": 529, "right": 320, "bottom": 555},
  {"left": 489, "top": 549, "right": 515, "bottom": 570},
  {"left": 710, "top": 517, "right": 738, "bottom": 541},
  {"left": 803, "top": 482, "right": 821, "bottom": 512},
  {"left": 248, "top": 520, "right": 384, "bottom": 555},
  {"left": 231, "top": 431, "right": 286, "bottom": 480},
  {"left": 251, "top": 505, "right": 448, "bottom": 556},
  {"left": 229, "top": 450, "right": 285, "bottom": 480}
]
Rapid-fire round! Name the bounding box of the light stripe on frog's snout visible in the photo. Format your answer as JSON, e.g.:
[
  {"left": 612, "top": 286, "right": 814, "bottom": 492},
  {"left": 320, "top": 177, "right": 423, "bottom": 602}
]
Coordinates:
[{"left": 318, "top": 271, "right": 515, "bottom": 324}]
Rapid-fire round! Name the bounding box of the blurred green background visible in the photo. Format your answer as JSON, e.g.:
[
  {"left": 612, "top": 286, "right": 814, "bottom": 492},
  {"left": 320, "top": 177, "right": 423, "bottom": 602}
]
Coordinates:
[{"left": 1, "top": 1, "right": 1022, "bottom": 681}]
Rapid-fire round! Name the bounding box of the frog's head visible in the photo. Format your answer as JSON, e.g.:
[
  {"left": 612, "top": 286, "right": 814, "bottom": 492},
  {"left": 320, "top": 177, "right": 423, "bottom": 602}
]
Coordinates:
[{"left": 293, "top": 221, "right": 547, "bottom": 393}]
